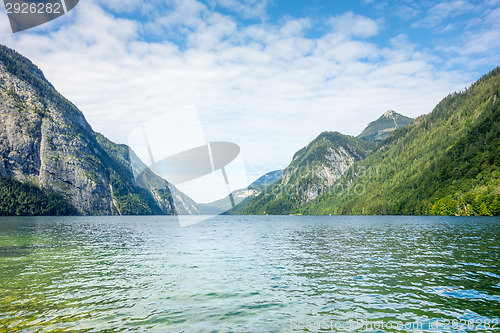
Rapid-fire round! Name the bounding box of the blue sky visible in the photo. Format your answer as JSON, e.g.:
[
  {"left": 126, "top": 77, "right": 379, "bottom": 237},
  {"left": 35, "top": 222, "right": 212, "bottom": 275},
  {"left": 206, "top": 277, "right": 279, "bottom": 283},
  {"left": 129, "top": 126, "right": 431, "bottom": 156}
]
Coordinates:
[{"left": 0, "top": 0, "right": 499, "bottom": 190}]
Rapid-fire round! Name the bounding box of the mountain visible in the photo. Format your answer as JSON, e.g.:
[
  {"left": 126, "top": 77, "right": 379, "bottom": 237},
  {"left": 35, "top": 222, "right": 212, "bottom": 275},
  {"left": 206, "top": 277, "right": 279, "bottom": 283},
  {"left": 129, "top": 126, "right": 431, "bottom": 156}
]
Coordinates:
[
  {"left": 0, "top": 44, "right": 197, "bottom": 215},
  {"left": 241, "top": 132, "right": 376, "bottom": 214},
  {"left": 303, "top": 68, "right": 500, "bottom": 216},
  {"left": 250, "top": 170, "right": 282, "bottom": 187},
  {"left": 358, "top": 110, "right": 413, "bottom": 141},
  {"left": 0, "top": 176, "right": 78, "bottom": 215},
  {"left": 199, "top": 170, "right": 283, "bottom": 214},
  {"left": 237, "top": 68, "right": 499, "bottom": 216},
  {"left": 94, "top": 133, "right": 200, "bottom": 215}
]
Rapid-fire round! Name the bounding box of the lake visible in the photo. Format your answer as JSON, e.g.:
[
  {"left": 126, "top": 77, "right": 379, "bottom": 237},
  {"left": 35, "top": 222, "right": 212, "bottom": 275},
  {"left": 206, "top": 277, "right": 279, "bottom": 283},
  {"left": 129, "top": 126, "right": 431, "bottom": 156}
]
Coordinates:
[{"left": 0, "top": 215, "right": 499, "bottom": 332}]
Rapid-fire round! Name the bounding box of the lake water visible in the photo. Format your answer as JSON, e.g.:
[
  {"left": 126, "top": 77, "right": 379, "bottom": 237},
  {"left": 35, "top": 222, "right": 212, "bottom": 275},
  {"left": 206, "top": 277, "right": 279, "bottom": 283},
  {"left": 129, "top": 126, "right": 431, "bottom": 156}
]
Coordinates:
[{"left": 0, "top": 215, "right": 499, "bottom": 332}]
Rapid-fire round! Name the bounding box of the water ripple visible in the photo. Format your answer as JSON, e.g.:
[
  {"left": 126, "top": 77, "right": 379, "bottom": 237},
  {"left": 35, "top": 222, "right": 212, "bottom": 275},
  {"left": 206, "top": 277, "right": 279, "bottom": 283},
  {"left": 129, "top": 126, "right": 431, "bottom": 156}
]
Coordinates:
[{"left": 0, "top": 215, "right": 498, "bottom": 332}]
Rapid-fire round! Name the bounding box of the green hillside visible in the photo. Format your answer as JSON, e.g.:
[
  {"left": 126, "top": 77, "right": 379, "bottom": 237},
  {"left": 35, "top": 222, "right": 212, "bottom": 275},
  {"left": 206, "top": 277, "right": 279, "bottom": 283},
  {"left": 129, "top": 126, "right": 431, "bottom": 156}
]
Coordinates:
[
  {"left": 303, "top": 67, "right": 500, "bottom": 216},
  {"left": 94, "top": 133, "right": 176, "bottom": 215},
  {"left": 241, "top": 132, "right": 376, "bottom": 214}
]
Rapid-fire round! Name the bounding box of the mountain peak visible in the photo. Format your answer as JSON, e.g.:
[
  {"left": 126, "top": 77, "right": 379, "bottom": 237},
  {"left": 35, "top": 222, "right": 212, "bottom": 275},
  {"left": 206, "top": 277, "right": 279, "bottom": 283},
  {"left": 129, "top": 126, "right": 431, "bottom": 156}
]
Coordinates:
[
  {"left": 383, "top": 109, "right": 396, "bottom": 117},
  {"left": 358, "top": 110, "right": 413, "bottom": 142}
]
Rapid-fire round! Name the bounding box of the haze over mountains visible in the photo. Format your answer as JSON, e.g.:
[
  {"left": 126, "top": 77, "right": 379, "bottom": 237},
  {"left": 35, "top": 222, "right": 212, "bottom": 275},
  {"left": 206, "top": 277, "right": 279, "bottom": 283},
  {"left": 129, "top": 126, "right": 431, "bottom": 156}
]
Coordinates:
[{"left": 0, "top": 44, "right": 498, "bottom": 216}]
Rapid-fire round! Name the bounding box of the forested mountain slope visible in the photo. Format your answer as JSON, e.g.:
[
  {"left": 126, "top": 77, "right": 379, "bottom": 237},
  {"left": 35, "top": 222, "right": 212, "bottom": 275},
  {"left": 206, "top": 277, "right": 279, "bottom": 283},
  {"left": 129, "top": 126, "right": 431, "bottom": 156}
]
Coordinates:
[
  {"left": 242, "top": 132, "right": 376, "bottom": 214},
  {"left": 304, "top": 67, "right": 500, "bottom": 216}
]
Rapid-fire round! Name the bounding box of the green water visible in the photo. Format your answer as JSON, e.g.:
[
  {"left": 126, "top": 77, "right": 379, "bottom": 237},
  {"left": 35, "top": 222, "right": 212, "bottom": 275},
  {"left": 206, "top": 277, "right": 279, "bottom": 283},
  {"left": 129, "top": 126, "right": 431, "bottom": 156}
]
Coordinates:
[{"left": 0, "top": 215, "right": 499, "bottom": 332}]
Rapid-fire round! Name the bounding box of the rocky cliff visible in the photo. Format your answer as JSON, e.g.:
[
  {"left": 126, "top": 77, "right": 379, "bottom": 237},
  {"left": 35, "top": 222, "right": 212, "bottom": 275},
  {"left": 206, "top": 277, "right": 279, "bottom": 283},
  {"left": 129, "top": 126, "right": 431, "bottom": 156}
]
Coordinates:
[{"left": 0, "top": 44, "right": 197, "bottom": 215}]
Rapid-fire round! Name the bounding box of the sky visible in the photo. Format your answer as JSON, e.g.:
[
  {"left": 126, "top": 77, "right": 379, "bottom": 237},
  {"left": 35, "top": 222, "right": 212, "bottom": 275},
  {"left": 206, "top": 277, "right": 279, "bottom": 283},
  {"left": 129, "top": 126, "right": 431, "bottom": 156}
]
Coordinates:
[{"left": 0, "top": 0, "right": 499, "bottom": 190}]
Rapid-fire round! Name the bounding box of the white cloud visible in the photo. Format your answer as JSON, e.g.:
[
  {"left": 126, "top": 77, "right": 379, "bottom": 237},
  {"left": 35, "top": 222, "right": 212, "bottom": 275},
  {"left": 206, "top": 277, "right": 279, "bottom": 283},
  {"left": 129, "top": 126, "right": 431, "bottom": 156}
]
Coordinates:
[
  {"left": 327, "top": 12, "right": 379, "bottom": 38},
  {"left": 211, "top": 0, "right": 269, "bottom": 20},
  {"left": 411, "top": 0, "right": 475, "bottom": 28},
  {"left": 0, "top": 0, "right": 477, "bottom": 185},
  {"left": 391, "top": 4, "right": 420, "bottom": 21},
  {"left": 154, "top": 0, "right": 208, "bottom": 31}
]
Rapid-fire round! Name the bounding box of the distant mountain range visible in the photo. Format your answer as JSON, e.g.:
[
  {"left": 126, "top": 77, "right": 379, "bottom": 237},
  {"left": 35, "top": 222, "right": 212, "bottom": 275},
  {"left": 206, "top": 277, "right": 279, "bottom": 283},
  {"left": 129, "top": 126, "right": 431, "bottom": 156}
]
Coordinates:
[
  {"left": 199, "top": 170, "right": 283, "bottom": 214},
  {"left": 240, "top": 68, "right": 500, "bottom": 216}
]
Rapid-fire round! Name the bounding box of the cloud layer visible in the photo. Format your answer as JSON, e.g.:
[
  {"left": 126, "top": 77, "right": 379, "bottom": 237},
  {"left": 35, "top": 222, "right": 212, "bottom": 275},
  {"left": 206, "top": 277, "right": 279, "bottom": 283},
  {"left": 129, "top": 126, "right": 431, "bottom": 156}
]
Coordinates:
[{"left": 0, "top": 0, "right": 498, "bottom": 182}]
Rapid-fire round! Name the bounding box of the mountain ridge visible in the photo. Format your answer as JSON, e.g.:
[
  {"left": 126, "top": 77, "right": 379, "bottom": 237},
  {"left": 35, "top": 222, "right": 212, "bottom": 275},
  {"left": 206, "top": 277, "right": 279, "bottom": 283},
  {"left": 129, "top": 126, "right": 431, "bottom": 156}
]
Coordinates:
[
  {"left": 1, "top": 44, "right": 497, "bottom": 216},
  {"left": 240, "top": 132, "right": 376, "bottom": 214},
  {"left": 0, "top": 44, "right": 199, "bottom": 216},
  {"left": 303, "top": 67, "right": 500, "bottom": 215},
  {"left": 238, "top": 68, "right": 499, "bottom": 216}
]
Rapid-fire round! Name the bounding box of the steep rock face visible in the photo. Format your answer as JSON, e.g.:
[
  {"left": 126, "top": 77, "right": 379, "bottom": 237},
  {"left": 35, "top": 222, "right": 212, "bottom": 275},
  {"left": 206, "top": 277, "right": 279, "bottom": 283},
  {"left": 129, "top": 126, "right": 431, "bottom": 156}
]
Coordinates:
[
  {"left": 95, "top": 133, "right": 200, "bottom": 215},
  {"left": 241, "top": 132, "right": 375, "bottom": 214},
  {"left": 0, "top": 59, "right": 115, "bottom": 214},
  {"left": 278, "top": 133, "right": 373, "bottom": 203},
  {"left": 282, "top": 145, "right": 357, "bottom": 198},
  {"left": 0, "top": 44, "right": 185, "bottom": 215},
  {"left": 168, "top": 185, "right": 201, "bottom": 215},
  {"left": 94, "top": 133, "right": 175, "bottom": 215}
]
